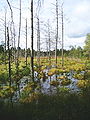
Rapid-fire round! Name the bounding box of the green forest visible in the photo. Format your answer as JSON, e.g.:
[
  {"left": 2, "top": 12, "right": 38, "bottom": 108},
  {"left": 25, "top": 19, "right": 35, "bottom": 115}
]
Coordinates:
[{"left": 0, "top": 0, "right": 90, "bottom": 120}]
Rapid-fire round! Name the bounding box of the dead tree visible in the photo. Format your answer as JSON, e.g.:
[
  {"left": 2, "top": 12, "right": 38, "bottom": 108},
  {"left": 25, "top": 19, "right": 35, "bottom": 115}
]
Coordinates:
[
  {"left": 47, "top": 20, "right": 51, "bottom": 66},
  {"left": 25, "top": 18, "right": 28, "bottom": 66},
  {"left": 4, "top": 11, "right": 7, "bottom": 64},
  {"left": 61, "top": 5, "right": 64, "bottom": 67},
  {"left": 7, "top": 27, "right": 13, "bottom": 105},
  {"left": 6, "top": 0, "right": 14, "bottom": 61},
  {"left": 31, "top": 0, "right": 34, "bottom": 81},
  {"left": 37, "top": 17, "right": 40, "bottom": 66},
  {"left": 46, "top": 38, "right": 49, "bottom": 60},
  {"left": 7, "top": 27, "right": 11, "bottom": 87},
  {"left": 36, "top": 0, "right": 43, "bottom": 67},
  {"left": 13, "top": 23, "right": 16, "bottom": 64},
  {"left": 17, "top": 0, "right": 21, "bottom": 74},
  {"left": 55, "top": 0, "right": 58, "bottom": 66},
  {"left": 30, "top": 0, "right": 44, "bottom": 81}
]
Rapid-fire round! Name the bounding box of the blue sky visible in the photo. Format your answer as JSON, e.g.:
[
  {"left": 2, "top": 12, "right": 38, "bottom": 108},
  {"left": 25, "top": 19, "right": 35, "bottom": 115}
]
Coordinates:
[{"left": 0, "top": 0, "right": 90, "bottom": 50}]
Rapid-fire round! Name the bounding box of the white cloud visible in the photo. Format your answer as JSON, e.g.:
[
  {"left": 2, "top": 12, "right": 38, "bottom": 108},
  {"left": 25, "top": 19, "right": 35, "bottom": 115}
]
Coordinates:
[
  {"left": 66, "top": 0, "right": 90, "bottom": 38},
  {"left": 64, "top": 36, "right": 86, "bottom": 49},
  {"left": 74, "top": 1, "right": 89, "bottom": 15}
]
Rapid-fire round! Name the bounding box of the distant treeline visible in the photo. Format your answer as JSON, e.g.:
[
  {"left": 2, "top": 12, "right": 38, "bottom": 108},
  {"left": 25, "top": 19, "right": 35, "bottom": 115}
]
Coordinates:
[{"left": 0, "top": 44, "right": 85, "bottom": 58}]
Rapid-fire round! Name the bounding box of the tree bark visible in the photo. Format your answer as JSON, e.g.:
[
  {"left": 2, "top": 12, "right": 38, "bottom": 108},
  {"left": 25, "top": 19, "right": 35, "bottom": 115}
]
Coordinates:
[
  {"left": 5, "top": 11, "right": 7, "bottom": 64},
  {"left": 17, "top": 0, "right": 21, "bottom": 74},
  {"left": 7, "top": 27, "right": 11, "bottom": 87},
  {"left": 55, "top": 0, "right": 58, "bottom": 66},
  {"left": 31, "top": 0, "right": 34, "bottom": 81},
  {"left": 61, "top": 6, "right": 64, "bottom": 67},
  {"left": 48, "top": 20, "right": 51, "bottom": 66},
  {"left": 37, "top": 17, "right": 40, "bottom": 66},
  {"left": 25, "top": 18, "right": 28, "bottom": 66}
]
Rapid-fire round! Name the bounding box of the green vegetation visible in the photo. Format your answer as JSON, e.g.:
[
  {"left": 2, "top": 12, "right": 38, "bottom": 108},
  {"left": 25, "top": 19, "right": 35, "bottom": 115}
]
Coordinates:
[
  {"left": 84, "top": 33, "right": 90, "bottom": 58},
  {"left": 0, "top": 0, "right": 90, "bottom": 117},
  {"left": 1, "top": 44, "right": 90, "bottom": 119}
]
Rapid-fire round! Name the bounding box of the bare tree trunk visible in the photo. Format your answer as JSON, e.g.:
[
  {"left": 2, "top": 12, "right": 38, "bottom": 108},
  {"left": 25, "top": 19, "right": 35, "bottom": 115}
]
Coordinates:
[
  {"left": 55, "top": 0, "right": 58, "bottom": 66},
  {"left": 13, "top": 24, "right": 16, "bottom": 64},
  {"left": 36, "top": 0, "right": 44, "bottom": 67},
  {"left": 7, "top": 27, "right": 11, "bottom": 87},
  {"left": 6, "top": 0, "right": 14, "bottom": 62},
  {"left": 47, "top": 20, "right": 52, "bottom": 90},
  {"left": 46, "top": 38, "right": 49, "bottom": 60},
  {"left": 7, "top": 27, "right": 13, "bottom": 105},
  {"left": 25, "top": 18, "right": 27, "bottom": 66},
  {"left": 48, "top": 20, "right": 51, "bottom": 66},
  {"left": 37, "top": 17, "right": 40, "bottom": 66},
  {"left": 61, "top": 6, "right": 64, "bottom": 67},
  {"left": 5, "top": 11, "right": 7, "bottom": 64},
  {"left": 17, "top": 0, "right": 21, "bottom": 74},
  {"left": 31, "top": 0, "right": 34, "bottom": 81},
  {"left": 6, "top": 0, "right": 12, "bottom": 87},
  {"left": 10, "top": 22, "right": 13, "bottom": 61}
]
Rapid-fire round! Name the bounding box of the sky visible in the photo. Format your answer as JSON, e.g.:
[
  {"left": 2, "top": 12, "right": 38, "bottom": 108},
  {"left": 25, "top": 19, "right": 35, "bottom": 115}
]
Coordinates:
[{"left": 0, "top": 0, "right": 90, "bottom": 50}]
